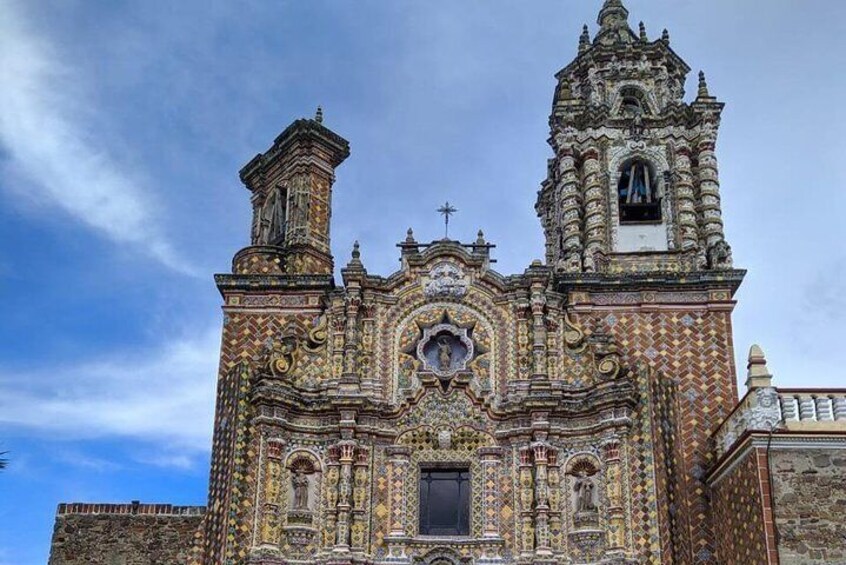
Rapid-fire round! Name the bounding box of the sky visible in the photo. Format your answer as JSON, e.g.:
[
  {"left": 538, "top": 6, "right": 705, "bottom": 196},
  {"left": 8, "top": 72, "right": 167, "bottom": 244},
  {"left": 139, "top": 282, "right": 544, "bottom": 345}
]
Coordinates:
[{"left": 0, "top": 0, "right": 844, "bottom": 563}]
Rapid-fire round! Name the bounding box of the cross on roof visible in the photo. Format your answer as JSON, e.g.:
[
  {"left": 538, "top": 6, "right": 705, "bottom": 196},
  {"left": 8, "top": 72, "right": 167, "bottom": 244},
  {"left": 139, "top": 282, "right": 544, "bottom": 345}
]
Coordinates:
[{"left": 437, "top": 201, "right": 458, "bottom": 238}]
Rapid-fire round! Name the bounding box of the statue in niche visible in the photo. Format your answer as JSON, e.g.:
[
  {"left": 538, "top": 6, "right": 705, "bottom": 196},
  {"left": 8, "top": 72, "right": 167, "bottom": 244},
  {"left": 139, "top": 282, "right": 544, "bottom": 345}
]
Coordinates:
[
  {"left": 258, "top": 184, "right": 287, "bottom": 246},
  {"left": 292, "top": 468, "right": 310, "bottom": 510},
  {"left": 437, "top": 336, "right": 452, "bottom": 371},
  {"left": 574, "top": 471, "right": 597, "bottom": 513}
]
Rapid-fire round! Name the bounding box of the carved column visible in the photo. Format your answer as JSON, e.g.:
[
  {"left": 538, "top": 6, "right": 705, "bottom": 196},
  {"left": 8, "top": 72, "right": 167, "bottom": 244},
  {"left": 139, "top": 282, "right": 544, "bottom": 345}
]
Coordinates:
[
  {"left": 333, "top": 441, "right": 356, "bottom": 552},
  {"left": 341, "top": 287, "right": 361, "bottom": 392},
  {"left": 581, "top": 147, "right": 606, "bottom": 272},
  {"left": 547, "top": 449, "right": 563, "bottom": 552},
  {"left": 350, "top": 447, "right": 370, "bottom": 553},
  {"left": 696, "top": 133, "right": 730, "bottom": 264},
  {"left": 358, "top": 298, "right": 377, "bottom": 395},
  {"left": 537, "top": 188, "right": 558, "bottom": 266},
  {"left": 532, "top": 442, "right": 553, "bottom": 558},
  {"left": 322, "top": 446, "right": 340, "bottom": 548},
  {"left": 529, "top": 282, "right": 549, "bottom": 391},
  {"left": 286, "top": 171, "right": 311, "bottom": 246},
  {"left": 674, "top": 143, "right": 699, "bottom": 253},
  {"left": 556, "top": 147, "right": 583, "bottom": 271},
  {"left": 603, "top": 441, "right": 627, "bottom": 552},
  {"left": 518, "top": 447, "right": 535, "bottom": 559},
  {"left": 330, "top": 297, "right": 346, "bottom": 379},
  {"left": 479, "top": 447, "right": 504, "bottom": 539},
  {"left": 386, "top": 445, "right": 411, "bottom": 558},
  {"left": 259, "top": 441, "right": 285, "bottom": 547}
]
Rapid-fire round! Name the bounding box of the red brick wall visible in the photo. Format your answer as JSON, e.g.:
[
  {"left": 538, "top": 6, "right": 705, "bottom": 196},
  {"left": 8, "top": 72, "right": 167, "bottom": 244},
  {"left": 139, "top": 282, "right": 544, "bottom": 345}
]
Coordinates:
[
  {"left": 710, "top": 447, "right": 776, "bottom": 564},
  {"left": 575, "top": 298, "right": 739, "bottom": 564}
]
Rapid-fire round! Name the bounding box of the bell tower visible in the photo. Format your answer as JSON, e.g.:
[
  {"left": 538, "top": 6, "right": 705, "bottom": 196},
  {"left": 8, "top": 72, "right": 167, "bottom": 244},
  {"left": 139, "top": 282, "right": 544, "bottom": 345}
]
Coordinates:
[
  {"left": 536, "top": 0, "right": 732, "bottom": 274},
  {"left": 239, "top": 108, "right": 350, "bottom": 275}
]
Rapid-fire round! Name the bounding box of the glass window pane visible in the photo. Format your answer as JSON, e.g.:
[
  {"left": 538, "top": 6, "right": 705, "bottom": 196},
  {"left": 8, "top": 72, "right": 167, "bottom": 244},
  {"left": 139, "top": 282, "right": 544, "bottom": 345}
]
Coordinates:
[{"left": 419, "top": 468, "right": 470, "bottom": 536}]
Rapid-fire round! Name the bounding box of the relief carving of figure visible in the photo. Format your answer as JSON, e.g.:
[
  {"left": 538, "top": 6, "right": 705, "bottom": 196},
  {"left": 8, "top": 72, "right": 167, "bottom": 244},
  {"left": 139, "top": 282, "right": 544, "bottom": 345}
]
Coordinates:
[
  {"left": 292, "top": 468, "right": 310, "bottom": 510},
  {"left": 574, "top": 472, "right": 597, "bottom": 513},
  {"left": 707, "top": 240, "right": 733, "bottom": 270},
  {"left": 437, "top": 337, "right": 452, "bottom": 371}
]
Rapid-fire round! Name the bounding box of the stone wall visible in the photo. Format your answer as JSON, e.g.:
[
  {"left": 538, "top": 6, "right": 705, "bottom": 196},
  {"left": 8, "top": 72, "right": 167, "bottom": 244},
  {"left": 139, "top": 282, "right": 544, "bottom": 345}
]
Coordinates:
[
  {"left": 49, "top": 502, "right": 205, "bottom": 565},
  {"left": 771, "top": 448, "right": 846, "bottom": 564}
]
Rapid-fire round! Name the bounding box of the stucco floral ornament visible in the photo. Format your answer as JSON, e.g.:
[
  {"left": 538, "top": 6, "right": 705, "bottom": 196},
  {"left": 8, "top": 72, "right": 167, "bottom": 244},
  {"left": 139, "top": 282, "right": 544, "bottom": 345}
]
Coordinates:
[{"left": 423, "top": 262, "right": 469, "bottom": 299}]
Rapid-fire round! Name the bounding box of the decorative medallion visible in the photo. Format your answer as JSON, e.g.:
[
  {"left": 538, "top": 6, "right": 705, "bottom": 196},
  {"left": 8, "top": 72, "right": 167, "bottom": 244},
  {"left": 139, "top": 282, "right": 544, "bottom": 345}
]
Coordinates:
[{"left": 423, "top": 262, "right": 469, "bottom": 299}]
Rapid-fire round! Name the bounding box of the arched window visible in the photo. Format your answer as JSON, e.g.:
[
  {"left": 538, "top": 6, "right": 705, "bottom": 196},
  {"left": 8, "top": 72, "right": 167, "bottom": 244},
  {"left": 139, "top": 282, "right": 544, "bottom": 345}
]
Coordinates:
[
  {"left": 617, "top": 86, "right": 649, "bottom": 116},
  {"left": 621, "top": 96, "right": 642, "bottom": 115},
  {"left": 618, "top": 160, "right": 661, "bottom": 223}
]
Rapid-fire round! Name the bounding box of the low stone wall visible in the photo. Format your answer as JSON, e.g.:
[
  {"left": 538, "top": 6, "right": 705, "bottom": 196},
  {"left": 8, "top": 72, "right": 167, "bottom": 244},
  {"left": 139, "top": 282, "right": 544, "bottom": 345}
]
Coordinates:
[
  {"left": 771, "top": 449, "right": 846, "bottom": 564},
  {"left": 49, "top": 502, "right": 205, "bottom": 565}
]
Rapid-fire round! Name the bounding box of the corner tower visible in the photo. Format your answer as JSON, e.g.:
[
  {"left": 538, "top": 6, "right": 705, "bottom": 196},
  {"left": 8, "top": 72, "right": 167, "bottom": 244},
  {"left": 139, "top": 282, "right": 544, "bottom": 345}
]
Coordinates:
[
  {"left": 239, "top": 108, "right": 350, "bottom": 275},
  {"left": 537, "top": 0, "right": 731, "bottom": 273}
]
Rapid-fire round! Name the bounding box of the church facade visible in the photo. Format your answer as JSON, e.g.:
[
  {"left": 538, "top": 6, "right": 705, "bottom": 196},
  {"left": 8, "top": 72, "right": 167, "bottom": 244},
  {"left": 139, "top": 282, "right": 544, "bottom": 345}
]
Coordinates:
[{"left": 49, "top": 2, "right": 846, "bottom": 564}]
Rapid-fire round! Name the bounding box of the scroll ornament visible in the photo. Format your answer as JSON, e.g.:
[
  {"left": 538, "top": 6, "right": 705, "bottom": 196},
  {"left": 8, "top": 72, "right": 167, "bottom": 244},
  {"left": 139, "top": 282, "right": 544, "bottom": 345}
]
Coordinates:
[
  {"left": 564, "top": 312, "right": 587, "bottom": 352},
  {"left": 265, "top": 315, "right": 328, "bottom": 378},
  {"left": 563, "top": 312, "right": 622, "bottom": 380},
  {"left": 593, "top": 338, "right": 621, "bottom": 381}
]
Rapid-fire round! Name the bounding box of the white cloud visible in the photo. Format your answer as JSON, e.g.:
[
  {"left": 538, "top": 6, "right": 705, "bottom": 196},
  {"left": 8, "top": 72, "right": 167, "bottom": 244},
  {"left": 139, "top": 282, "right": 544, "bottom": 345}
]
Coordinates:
[
  {"left": 0, "top": 327, "right": 220, "bottom": 453},
  {"left": 0, "top": 0, "right": 195, "bottom": 275}
]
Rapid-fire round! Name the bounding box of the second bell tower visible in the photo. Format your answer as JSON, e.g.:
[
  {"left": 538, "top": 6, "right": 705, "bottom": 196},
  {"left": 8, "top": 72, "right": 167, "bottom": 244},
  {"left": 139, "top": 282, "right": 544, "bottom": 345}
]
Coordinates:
[{"left": 536, "top": 0, "right": 732, "bottom": 274}]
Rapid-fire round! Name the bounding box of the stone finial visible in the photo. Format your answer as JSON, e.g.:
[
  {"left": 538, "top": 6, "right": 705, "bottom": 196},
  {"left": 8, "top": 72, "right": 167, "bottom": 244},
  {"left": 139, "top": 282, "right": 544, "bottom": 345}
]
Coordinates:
[
  {"left": 558, "top": 80, "right": 574, "bottom": 100},
  {"left": 476, "top": 230, "right": 486, "bottom": 246},
  {"left": 405, "top": 228, "right": 416, "bottom": 244},
  {"left": 745, "top": 344, "right": 773, "bottom": 389},
  {"left": 346, "top": 240, "right": 364, "bottom": 270},
  {"left": 661, "top": 28, "right": 670, "bottom": 43},
  {"left": 598, "top": 0, "right": 629, "bottom": 29},
  {"left": 639, "top": 21, "right": 647, "bottom": 41},
  {"left": 697, "top": 70, "right": 711, "bottom": 98},
  {"left": 315, "top": 106, "right": 324, "bottom": 124},
  {"left": 579, "top": 25, "right": 591, "bottom": 52}
]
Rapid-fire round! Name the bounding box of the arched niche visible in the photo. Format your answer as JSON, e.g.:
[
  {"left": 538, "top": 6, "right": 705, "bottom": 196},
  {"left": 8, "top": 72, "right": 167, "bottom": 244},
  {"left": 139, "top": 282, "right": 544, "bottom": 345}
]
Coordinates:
[{"left": 606, "top": 145, "right": 675, "bottom": 253}]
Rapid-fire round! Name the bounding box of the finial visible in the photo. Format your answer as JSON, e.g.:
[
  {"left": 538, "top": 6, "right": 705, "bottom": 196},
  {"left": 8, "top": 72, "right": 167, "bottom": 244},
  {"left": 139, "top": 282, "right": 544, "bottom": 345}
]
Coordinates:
[
  {"left": 476, "top": 230, "right": 486, "bottom": 245},
  {"left": 437, "top": 201, "right": 458, "bottom": 239},
  {"left": 597, "top": 0, "right": 630, "bottom": 35},
  {"left": 405, "top": 227, "right": 416, "bottom": 243},
  {"left": 579, "top": 24, "right": 590, "bottom": 52},
  {"left": 351, "top": 240, "right": 360, "bottom": 260},
  {"left": 639, "top": 21, "right": 647, "bottom": 41},
  {"left": 661, "top": 28, "right": 670, "bottom": 43},
  {"left": 697, "top": 70, "right": 710, "bottom": 98},
  {"left": 745, "top": 344, "right": 773, "bottom": 389},
  {"left": 315, "top": 106, "right": 324, "bottom": 124},
  {"left": 558, "top": 80, "right": 574, "bottom": 100}
]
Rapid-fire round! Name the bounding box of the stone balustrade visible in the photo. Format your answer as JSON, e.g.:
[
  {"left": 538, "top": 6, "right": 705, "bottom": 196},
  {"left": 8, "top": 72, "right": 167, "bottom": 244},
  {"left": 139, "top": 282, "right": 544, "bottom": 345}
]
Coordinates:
[
  {"left": 715, "top": 387, "right": 846, "bottom": 458},
  {"left": 778, "top": 390, "right": 846, "bottom": 424}
]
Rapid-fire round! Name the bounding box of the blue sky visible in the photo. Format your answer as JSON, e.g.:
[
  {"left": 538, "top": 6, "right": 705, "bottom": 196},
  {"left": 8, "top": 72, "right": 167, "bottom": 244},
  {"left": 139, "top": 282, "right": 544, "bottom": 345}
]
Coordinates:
[{"left": 1, "top": 1, "right": 844, "bottom": 563}]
